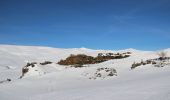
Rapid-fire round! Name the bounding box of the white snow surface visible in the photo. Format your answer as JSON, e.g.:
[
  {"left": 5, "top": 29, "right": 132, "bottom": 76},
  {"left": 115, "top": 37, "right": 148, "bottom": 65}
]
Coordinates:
[{"left": 0, "top": 45, "right": 170, "bottom": 100}]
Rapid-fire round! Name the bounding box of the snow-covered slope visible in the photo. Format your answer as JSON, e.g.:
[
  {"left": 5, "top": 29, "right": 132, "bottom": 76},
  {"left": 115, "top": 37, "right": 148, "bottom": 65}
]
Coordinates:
[{"left": 0, "top": 45, "right": 170, "bottom": 100}]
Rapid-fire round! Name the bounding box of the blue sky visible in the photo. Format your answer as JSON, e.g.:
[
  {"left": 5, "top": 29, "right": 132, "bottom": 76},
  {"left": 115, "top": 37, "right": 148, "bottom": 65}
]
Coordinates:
[{"left": 0, "top": 0, "right": 170, "bottom": 50}]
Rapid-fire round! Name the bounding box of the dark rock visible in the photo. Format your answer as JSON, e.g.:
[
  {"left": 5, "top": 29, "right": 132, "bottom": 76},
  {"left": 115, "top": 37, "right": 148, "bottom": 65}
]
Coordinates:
[{"left": 40, "top": 61, "right": 52, "bottom": 65}]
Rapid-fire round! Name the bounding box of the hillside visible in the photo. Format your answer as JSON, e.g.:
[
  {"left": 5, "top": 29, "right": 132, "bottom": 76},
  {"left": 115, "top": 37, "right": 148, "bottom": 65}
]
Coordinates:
[{"left": 0, "top": 45, "right": 170, "bottom": 100}]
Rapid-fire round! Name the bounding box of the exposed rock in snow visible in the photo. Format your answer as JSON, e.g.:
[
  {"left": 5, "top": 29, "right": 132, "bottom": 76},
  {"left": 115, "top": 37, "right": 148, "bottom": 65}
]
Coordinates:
[
  {"left": 88, "top": 67, "right": 117, "bottom": 79},
  {"left": 0, "top": 78, "right": 11, "bottom": 84},
  {"left": 20, "top": 62, "right": 45, "bottom": 78}
]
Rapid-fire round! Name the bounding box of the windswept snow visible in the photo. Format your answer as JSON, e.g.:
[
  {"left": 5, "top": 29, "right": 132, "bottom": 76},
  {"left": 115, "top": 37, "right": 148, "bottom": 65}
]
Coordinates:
[{"left": 0, "top": 45, "right": 170, "bottom": 100}]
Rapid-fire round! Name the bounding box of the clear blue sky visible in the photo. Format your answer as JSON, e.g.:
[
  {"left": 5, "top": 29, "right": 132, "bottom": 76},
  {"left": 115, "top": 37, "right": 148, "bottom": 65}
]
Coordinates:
[{"left": 0, "top": 0, "right": 170, "bottom": 50}]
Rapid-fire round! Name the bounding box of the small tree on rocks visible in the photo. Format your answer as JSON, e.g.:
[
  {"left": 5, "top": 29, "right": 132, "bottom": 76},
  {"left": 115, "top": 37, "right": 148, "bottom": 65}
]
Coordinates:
[{"left": 157, "top": 51, "right": 167, "bottom": 60}]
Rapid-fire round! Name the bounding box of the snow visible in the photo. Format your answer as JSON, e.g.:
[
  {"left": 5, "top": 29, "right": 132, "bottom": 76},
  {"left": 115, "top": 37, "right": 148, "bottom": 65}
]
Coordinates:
[{"left": 0, "top": 44, "right": 170, "bottom": 100}]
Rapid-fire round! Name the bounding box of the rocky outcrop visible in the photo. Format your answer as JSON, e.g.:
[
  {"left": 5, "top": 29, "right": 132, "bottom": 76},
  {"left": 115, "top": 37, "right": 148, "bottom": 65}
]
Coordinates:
[
  {"left": 58, "top": 52, "right": 131, "bottom": 66},
  {"left": 88, "top": 67, "right": 117, "bottom": 79}
]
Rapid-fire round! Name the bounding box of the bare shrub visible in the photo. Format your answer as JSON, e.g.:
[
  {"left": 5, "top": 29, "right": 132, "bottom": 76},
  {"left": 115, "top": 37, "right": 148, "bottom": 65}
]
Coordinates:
[
  {"left": 157, "top": 51, "right": 167, "bottom": 60},
  {"left": 58, "top": 54, "right": 95, "bottom": 66}
]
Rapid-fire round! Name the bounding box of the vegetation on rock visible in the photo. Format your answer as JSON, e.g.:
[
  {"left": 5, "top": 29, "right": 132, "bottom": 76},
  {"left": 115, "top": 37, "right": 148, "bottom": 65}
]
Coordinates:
[{"left": 58, "top": 52, "right": 131, "bottom": 66}]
